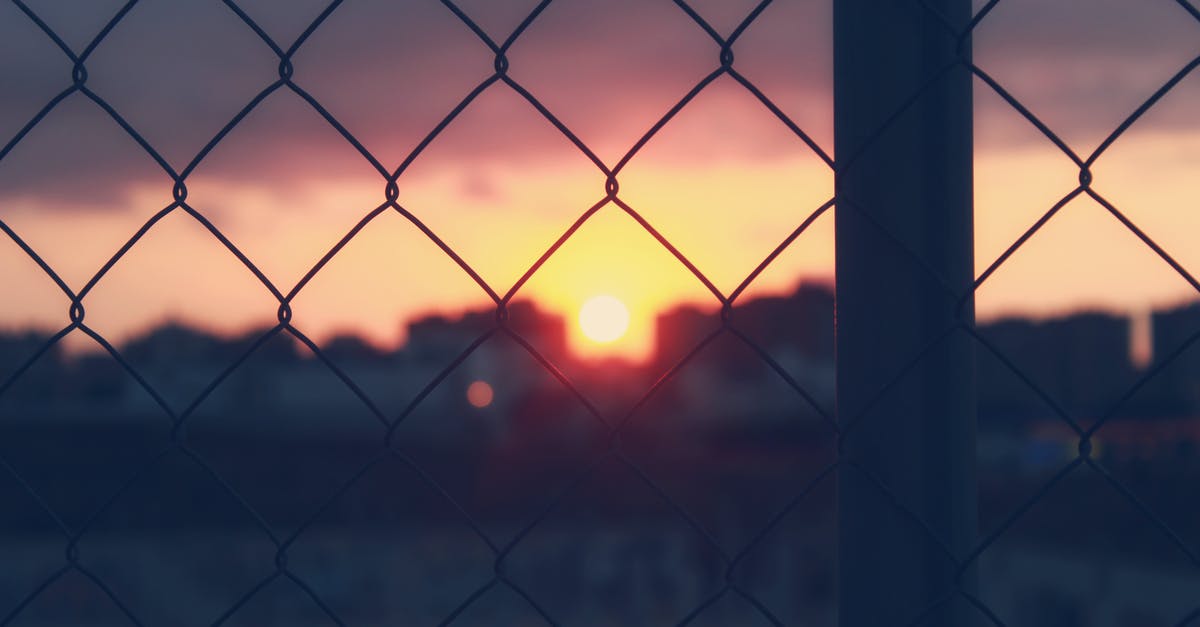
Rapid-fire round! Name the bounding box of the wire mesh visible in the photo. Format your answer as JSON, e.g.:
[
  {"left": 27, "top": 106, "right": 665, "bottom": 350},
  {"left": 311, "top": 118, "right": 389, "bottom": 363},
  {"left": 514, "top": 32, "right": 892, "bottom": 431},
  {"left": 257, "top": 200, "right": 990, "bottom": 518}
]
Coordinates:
[
  {"left": 836, "top": 1, "right": 1200, "bottom": 625},
  {"left": 0, "top": 0, "right": 1197, "bottom": 625}
]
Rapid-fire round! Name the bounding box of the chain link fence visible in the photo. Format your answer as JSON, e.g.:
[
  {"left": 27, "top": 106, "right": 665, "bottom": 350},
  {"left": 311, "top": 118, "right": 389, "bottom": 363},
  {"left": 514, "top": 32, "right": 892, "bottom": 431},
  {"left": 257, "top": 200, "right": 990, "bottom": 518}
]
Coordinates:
[{"left": 1, "top": 0, "right": 1199, "bottom": 625}]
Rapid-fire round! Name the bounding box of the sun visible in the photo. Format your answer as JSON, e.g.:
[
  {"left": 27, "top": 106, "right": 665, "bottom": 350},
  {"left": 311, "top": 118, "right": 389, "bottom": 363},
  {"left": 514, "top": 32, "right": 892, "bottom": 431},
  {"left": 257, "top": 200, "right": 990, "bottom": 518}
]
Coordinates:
[{"left": 579, "top": 295, "right": 630, "bottom": 344}]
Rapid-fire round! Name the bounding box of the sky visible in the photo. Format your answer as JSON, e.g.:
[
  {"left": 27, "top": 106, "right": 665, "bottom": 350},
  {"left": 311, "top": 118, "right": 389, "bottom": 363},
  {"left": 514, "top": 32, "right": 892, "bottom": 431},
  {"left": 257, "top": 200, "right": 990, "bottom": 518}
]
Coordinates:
[{"left": 1, "top": 0, "right": 1199, "bottom": 360}]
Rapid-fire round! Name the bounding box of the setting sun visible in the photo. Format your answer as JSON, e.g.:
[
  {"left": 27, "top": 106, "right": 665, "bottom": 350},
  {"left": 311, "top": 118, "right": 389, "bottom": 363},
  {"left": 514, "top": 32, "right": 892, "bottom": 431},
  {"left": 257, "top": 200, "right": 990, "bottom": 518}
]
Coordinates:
[{"left": 579, "top": 295, "right": 631, "bottom": 344}]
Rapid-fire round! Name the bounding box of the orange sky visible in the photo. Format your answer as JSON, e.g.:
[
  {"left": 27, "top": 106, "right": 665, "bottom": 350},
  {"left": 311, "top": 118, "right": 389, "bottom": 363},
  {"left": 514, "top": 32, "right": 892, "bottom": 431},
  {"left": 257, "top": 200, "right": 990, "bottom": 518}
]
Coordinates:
[
  {"left": 4, "top": 123, "right": 1199, "bottom": 361},
  {"left": 1, "top": 0, "right": 1198, "bottom": 360}
]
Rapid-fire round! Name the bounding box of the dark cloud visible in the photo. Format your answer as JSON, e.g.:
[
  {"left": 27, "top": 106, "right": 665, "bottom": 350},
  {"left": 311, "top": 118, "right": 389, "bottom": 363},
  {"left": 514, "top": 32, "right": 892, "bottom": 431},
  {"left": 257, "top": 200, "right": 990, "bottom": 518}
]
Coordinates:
[
  {"left": 0, "top": 0, "right": 1196, "bottom": 205},
  {"left": 972, "top": 0, "right": 1200, "bottom": 151}
]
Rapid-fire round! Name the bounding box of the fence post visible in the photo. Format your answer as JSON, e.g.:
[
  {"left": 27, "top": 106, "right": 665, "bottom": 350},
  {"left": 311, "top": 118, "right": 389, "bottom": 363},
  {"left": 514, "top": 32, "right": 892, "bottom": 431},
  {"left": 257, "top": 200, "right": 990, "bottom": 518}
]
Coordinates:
[{"left": 834, "top": 1, "right": 976, "bottom": 626}]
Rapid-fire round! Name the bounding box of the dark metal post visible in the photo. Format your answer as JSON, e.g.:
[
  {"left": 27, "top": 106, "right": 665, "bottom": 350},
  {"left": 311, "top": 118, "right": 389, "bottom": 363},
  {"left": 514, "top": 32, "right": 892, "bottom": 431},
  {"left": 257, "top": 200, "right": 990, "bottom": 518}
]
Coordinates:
[{"left": 834, "top": 1, "right": 976, "bottom": 626}]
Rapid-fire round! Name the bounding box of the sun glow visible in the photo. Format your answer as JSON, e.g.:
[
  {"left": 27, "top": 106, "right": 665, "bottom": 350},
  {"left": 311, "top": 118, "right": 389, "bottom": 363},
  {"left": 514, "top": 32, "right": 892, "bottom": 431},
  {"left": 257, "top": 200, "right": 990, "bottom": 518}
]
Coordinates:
[{"left": 579, "top": 295, "right": 630, "bottom": 344}]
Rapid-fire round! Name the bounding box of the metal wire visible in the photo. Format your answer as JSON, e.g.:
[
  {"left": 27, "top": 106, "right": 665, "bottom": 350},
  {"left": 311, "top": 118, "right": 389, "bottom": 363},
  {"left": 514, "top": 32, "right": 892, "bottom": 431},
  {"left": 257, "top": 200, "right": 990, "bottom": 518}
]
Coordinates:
[
  {"left": 836, "top": 1, "right": 1200, "bottom": 625},
  {"left": 0, "top": 0, "right": 1198, "bottom": 624}
]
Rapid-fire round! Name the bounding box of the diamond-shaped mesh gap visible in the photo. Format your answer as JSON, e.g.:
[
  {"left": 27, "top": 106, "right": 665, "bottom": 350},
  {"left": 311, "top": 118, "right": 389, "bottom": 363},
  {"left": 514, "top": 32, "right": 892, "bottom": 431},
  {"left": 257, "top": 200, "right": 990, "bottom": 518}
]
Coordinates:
[
  {"left": 282, "top": 452, "right": 497, "bottom": 624},
  {"left": 615, "top": 75, "right": 834, "bottom": 294},
  {"left": 972, "top": 81, "right": 1082, "bottom": 268},
  {"left": 971, "top": 195, "right": 1200, "bottom": 416},
  {"left": 500, "top": 0, "right": 717, "bottom": 163},
  {"left": 285, "top": 208, "right": 494, "bottom": 396},
  {"left": 974, "top": 465, "right": 1200, "bottom": 625},
  {"left": 1, "top": 0, "right": 1199, "bottom": 624},
  {"left": 179, "top": 97, "right": 386, "bottom": 294},
  {"left": 73, "top": 450, "right": 280, "bottom": 627},
  {"left": 80, "top": 212, "right": 282, "bottom": 408},
  {"left": 394, "top": 85, "right": 605, "bottom": 292},
  {"left": 509, "top": 205, "right": 716, "bottom": 401},
  {"left": 287, "top": 0, "right": 493, "bottom": 169},
  {"left": 80, "top": 0, "right": 277, "bottom": 167},
  {"left": 977, "top": 193, "right": 1200, "bottom": 324},
  {"left": 971, "top": 0, "right": 1200, "bottom": 151},
  {"left": 0, "top": 351, "right": 170, "bottom": 531},
  {"left": 390, "top": 330, "right": 609, "bottom": 544},
  {"left": 0, "top": 96, "right": 169, "bottom": 275},
  {"left": 620, "top": 331, "right": 836, "bottom": 547},
  {"left": 726, "top": 467, "right": 838, "bottom": 626},
  {"left": 720, "top": 1, "right": 834, "bottom": 148},
  {"left": 501, "top": 456, "right": 731, "bottom": 626},
  {"left": 182, "top": 333, "right": 385, "bottom": 530}
]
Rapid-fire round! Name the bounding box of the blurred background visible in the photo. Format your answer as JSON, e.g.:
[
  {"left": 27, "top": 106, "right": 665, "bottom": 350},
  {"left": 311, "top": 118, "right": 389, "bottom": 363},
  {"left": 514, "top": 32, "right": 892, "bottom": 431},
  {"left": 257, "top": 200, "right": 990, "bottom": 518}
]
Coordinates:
[{"left": 2, "top": 0, "right": 1199, "bottom": 625}]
